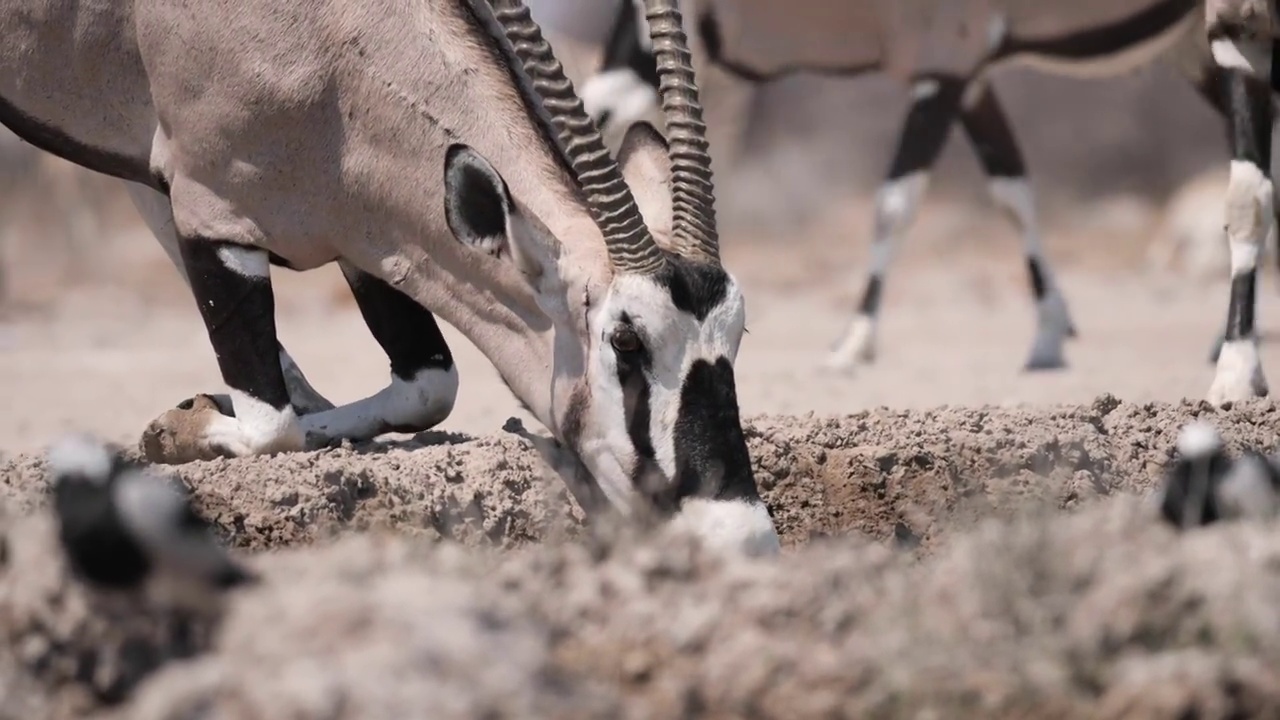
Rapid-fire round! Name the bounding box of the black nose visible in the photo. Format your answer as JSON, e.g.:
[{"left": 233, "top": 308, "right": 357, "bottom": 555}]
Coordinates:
[
  {"left": 669, "top": 358, "right": 758, "bottom": 506},
  {"left": 595, "top": 109, "right": 614, "bottom": 130}
]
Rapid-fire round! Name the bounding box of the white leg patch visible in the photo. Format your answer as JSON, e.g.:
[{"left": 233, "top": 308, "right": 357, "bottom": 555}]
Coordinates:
[
  {"left": 201, "top": 391, "right": 305, "bottom": 456},
  {"left": 1224, "top": 160, "right": 1275, "bottom": 259},
  {"left": 299, "top": 366, "right": 459, "bottom": 445},
  {"left": 214, "top": 245, "right": 270, "bottom": 279},
  {"left": 666, "top": 498, "right": 781, "bottom": 558},
  {"left": 824, "top": 313, "right": 877, "bottom": 371},
  {"left": 1211, "top": 38, "right": 1270, "bottom": 75},
  {"left": 1208, "top": 339, "right": 1269, "bottom": 404}
]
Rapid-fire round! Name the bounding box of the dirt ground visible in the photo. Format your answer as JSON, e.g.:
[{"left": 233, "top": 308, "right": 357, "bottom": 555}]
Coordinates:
[
  {"left": 3, "top": 192, "right": 1280, "bottom": 717},
  {"left": 5, "top": 30, "right": 1280, "bottom": 714}
]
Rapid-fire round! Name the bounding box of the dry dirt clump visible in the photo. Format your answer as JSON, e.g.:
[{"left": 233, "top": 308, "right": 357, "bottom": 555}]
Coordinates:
[
  {"left": 3, "top": 398, "right": 1275, "bottom": 554},
  {"left": 29, "top": 497, "right": 1280, "bottom": 720},
  {"left": 1, "top": 398, "right": 1279, "bottom": 718}
]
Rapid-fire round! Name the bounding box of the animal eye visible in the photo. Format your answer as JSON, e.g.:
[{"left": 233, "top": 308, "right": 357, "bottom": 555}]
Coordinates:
[{"left": 610, "top": 328, "right": 642, "bottom": 354}]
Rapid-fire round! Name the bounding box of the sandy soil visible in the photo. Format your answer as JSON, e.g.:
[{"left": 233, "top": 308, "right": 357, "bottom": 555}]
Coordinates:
[
  {"left": 3, "top": 399, "right": 1280, "bottom": 719},
  {"left": 4, "top": 117, "right": 1280, "bottom": 719}
]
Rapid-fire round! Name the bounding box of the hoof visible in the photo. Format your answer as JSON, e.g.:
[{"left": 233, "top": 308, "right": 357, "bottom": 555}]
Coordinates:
[
  {"left": 1023, "top": 355, "right": 1067, "bottom": 372},
  {"left": 1207, "top": 341, "right": 1269, "bottom": 405},
  {"left": 140, "top": 394, "right": 234, "bottom": 465}
]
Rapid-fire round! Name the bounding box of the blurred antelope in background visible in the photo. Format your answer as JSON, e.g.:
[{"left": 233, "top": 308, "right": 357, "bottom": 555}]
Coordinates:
[{"left": 581, "top": 0, "right": 1278, "bottom": 403}]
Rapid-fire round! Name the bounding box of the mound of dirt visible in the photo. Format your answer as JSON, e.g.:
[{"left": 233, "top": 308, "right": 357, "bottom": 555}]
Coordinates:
[{"left": 2, "top": 398, "right": 1280, "bottom": 718}]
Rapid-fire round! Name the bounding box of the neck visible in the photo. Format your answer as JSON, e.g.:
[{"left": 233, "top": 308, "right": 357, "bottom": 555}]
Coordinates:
[{"left": 327, "top": 0, "right": 609, "bottom": 433}]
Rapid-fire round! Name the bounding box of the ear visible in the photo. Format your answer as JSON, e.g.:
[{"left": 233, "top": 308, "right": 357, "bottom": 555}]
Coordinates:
[
  {"left": 443, "top": 143, "right": 553, "bottom": 281},
  {"left": 616, "top": 122, "right": 673, "bottom": 239}
]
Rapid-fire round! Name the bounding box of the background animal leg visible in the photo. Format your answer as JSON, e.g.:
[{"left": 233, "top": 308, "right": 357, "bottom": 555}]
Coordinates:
[
  {"left": 123, "top": 183, "right": 333, "bottom": 414},
  {"left": 825, "top": 74, "right": 965, "bottom": 370},
  {"left": 297, "top": 261, "right": 458, "bottom": 447},
  {"left": 959, "top": 82, "right": 1076, "bottom": 371},
  {"left": 1206, "top": 38, "right": 1272, "bottom": 403}
]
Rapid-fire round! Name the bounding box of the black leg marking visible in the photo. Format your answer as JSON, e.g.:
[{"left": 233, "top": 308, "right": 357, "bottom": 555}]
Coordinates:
[
  {"left": 339, "top": 262, "right": 454, "bottom": 382},
  {"left": 178, "top": 239, "right": 291, "bottom": 410},
  {"left": 1221, "top": 69, "right": 1272, "bottom": 344},
  {"left": 884, "top": 75, "right": 967, "bottom": 180},
  {"left": 858, "top": 276, "right": 884, "bottom": 316},
  {"left": 959, "top": 84, "right": 1027, "bottom": 179},
  {"left": 854, "top": 75, "right": 965, "bottom": 315},
  {"left": 1027, "top": 258, "right": 1047, "bottom": 301}
]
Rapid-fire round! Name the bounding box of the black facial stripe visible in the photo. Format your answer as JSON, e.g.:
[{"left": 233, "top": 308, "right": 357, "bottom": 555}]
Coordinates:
[
  {"left": 602, "top": 0, "right": 659, "bottom": 89},
  {"left": 614, "top": 337, "right": 660, "bottom": 492},
  {"left": 667, "top": 357, "right": 757, "bottom": 508},
  {"left": 657, "top": 258, "right": 731, "bottom": 321},
  {"left": 998, "top": 0, "right": 1196, "bottom": 62}
]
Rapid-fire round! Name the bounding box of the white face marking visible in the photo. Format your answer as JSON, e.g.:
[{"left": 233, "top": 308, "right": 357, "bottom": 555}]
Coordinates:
[
  {"left": 300, "top": 366, "right": 459, "bottom": 443},
  {"left": 47, "top": 434, "right": 113, "bottom": 484},
  {"left": 666, "top": 498, "right": 781, "bottom": 557},
  {"left": 581, "top": 69, "right": 659, "bottom": 130},
  {"left": 201, "top": 390, "right": 304, "bottom": 456},
  {"left": 1211, "top": 38, "right": 1270, "bottom": 74},
  {"left": 215, "top": 244, "right": 270, "bottom": 279},
  {"left": 577, "top": 272, "right": 747, "bottom": 512}
]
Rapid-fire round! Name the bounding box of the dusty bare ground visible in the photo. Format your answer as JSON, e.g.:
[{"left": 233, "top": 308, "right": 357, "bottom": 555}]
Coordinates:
[
  {"left": 2, "top": 400, "right": 1280, "bottom": 719},
  {"left": 3, "top": 35, "right": 1280, "bottom": 715}
]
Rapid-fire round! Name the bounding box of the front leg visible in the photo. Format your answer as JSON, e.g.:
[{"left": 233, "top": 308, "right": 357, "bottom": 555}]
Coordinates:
[
  {"left": 1207, "top": 34, "right": 1272, "bottom": 404},
  {"left": 143, "top": 239, "right": 304, "bottom": 463},
  {"left": 825, "top": 74, "right": 965, "bottom": 371},
  {"left": 298, "top": 261, "right": 459, "bottom": 446}
]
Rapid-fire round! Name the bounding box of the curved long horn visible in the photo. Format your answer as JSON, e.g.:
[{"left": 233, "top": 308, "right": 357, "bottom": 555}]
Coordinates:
[
  {"left": 643, "top": 0, "right": 720, "bottom": 266},
  {"left": 490, "top": 0, "right": 666, "bottom": 276}
]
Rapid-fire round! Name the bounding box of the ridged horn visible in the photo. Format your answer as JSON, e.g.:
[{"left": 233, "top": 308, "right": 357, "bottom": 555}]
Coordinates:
[
  {"left": 490, "top": 0, "right": 666, "bottom": 276},
  {"left": 643, "top": 0, "right": 720, "bottom": 266}
]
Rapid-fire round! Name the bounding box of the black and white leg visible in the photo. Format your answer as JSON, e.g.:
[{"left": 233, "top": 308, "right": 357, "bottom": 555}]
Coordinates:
[
  {"left": 825, "top": 74, "right": 966, "bottom": 370},
  {"left": 296, "top": 260, "right": 458, "bottom": 446},
  {"left": 151, "top": 236, "right": 305, "bottom": 459},
  {"left": 123, "top": 183, "right": 333, "bottom": 415},
  {"left": 959, "top": 81, "right": 1076, "bottom": 371},
  {"left": 1206, "top": 35, "right": 1271, "bottom": 403}
]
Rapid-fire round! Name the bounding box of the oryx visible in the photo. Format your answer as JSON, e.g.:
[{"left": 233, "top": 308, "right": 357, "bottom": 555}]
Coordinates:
[
  {"left": 581, "top": 0, "right": 1276, "bottom": 402},
  {"left": 0, "top": 0, "right": 781, "bottom": 554}
]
